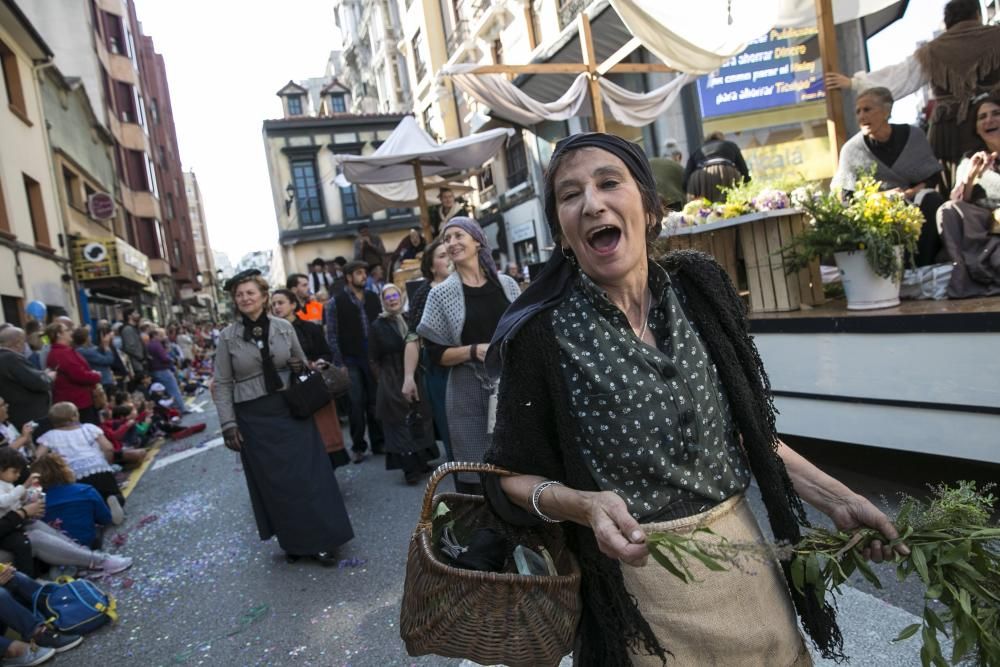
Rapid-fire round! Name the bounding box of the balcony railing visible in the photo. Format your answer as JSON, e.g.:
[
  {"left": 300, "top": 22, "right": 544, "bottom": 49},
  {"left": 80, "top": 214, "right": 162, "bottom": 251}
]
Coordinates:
[
  {"left": 446, "top": 20, "right": 470, "bottom": 56},
  {"left": 558, "top": 0, "right": 588, "bottom": 31},
  {"left": 470, "top": 0, "right": 491, "bottom": 22}
]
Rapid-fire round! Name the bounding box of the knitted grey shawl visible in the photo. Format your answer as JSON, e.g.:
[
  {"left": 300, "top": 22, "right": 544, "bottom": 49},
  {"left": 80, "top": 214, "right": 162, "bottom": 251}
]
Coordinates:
[
  {"left": 832, "top": 125, "right": 942, "bottom": 191},
  {"left": 416, "top": 272, "right": 521, "bottom": 347}
]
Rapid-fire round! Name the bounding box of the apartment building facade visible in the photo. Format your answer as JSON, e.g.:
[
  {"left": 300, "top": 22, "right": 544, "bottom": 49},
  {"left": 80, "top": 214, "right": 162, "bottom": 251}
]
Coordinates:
[
  {"left": 39, "top": 65, "right": 152, "bottom": 324},
  {"left": 264, "top": 79, "right": 420, "bottom": 274},
  {"left": 0, "top": 0, "right": 76, "bottom": 325},
  {"left": 334, "top": 0, "right": 412, "bottom": 115},
  {"left": 183, "top": 170, "right": 218, "bottom": 319},
  {"left": 135, "top": 28, "right": 200, "bottom": 320},
  {"left": 19, "top": 0, "right": 201, "bottom": 323}
]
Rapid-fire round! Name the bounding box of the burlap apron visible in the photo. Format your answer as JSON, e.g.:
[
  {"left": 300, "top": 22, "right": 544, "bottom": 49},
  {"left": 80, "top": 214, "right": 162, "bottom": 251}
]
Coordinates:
[{"left": 622, "top": 494, "right": 811, "bottom": 667}]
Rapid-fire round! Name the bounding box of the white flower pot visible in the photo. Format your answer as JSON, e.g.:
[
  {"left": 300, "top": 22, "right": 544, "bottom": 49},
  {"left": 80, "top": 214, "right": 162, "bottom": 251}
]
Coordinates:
[{"left": 833, "top": 248, "right": 902, "bottom": 310}]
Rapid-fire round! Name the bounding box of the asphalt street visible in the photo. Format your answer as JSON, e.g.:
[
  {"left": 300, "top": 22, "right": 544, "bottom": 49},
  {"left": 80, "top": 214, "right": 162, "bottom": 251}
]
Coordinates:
[{"left": 59, "top": 399, "right": 995, "bottom": 667}]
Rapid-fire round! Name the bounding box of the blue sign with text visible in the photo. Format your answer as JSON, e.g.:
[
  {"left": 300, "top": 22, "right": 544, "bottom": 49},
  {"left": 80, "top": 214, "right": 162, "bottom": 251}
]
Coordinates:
[{"left": 697, "top": 25, "right": 826, "bottom": 119}]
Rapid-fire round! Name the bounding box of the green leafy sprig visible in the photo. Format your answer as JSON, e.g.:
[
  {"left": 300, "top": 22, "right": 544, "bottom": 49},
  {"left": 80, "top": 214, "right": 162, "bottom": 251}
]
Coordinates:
[{"left": 646, "top": 482, "right": 1000, "bottom": 666}]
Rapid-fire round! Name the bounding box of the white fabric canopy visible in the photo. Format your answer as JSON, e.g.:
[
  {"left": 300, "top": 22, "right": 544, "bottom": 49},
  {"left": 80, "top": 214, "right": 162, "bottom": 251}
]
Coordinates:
[
  {"left": 333, "top": 116, "right": 514, "bottom": 185},
  {"left": 598, "top": 74, "right": 696, "bottom": 126},
  {"left": 609, "top": 0, "right": 902, "bottom": 74},
  {"left": 447, "top": 64, "right": 590, "bottom": 126},
  {"left": 446, "top": 64, "right": 697, "bottom": 128}
]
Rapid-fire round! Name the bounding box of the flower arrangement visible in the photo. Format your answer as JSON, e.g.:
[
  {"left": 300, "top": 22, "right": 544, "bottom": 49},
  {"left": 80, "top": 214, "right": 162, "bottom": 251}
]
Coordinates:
[
  {"left": 646, "top": 482, "right": 1000, "bottom": 666},
  {"left": 781, "top": 171, "right": 925, "bottom": 279}
]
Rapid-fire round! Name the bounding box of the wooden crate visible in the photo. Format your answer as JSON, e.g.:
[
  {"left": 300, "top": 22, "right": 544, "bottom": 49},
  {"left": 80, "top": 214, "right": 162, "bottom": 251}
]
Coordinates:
[
  {"left": 739, "top": 211, "right": 824, "bottom": 313},
  {"left": 664, "top": 227, "right": 739, "bottom": 289}
]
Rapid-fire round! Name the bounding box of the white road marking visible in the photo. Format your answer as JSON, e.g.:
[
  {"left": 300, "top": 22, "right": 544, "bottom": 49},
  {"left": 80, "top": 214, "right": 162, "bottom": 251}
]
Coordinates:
[{"left": 151, "top": 437, "right": 225, "bottom": 471}]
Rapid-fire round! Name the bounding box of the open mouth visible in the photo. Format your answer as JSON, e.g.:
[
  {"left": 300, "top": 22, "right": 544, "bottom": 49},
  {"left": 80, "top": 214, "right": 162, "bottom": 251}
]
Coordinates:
[{"left": 586, "top": 225, "right": 622, "bottom": 254}]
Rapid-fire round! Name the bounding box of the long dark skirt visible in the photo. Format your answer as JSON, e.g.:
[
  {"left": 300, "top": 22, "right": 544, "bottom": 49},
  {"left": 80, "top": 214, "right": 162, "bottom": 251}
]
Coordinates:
[
  {"left": 234, "top": 393, "right": 353, "bottom": 555},
  {"left": 421, "top": 348, "right": 451, "bottom": 460}
]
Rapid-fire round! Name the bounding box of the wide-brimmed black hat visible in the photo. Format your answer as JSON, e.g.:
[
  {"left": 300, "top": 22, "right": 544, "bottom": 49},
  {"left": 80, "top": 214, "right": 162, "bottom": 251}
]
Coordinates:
[{"left": 223, "top": 268, "right": 262, "bottom": 292}]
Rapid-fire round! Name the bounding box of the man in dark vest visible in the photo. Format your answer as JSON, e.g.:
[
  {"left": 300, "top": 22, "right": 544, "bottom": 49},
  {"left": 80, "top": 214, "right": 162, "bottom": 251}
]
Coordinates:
[{"left": 323, "top": 260, "right": 383, "bottom": 461}]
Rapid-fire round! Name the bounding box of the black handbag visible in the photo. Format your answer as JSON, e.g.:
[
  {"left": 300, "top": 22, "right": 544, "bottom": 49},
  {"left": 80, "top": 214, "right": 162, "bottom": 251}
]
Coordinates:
[{"left": 284, "top": 369, "right": 330, "bottom": 419}]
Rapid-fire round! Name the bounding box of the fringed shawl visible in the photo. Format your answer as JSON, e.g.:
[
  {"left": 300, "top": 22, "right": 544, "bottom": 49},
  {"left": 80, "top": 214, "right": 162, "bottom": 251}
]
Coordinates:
[
  {"left": 832, "top": 124, "right": 942, "bottom": 192},
  {"left": 915, "top": 20, "right": 1000, "bottom": 122},
  {"left": 416, "top": 272, "right": 521, "bottom": 347}
]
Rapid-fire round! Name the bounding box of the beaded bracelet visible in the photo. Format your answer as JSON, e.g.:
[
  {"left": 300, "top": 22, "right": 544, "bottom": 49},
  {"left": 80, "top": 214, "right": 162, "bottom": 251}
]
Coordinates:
[{"left": 530, "top": 480, "right": 565, "bottom": 523}]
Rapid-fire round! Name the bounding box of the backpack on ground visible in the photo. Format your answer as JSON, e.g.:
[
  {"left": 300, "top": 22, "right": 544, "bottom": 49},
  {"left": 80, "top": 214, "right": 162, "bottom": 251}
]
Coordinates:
[{"left": 31, "top": 577, "right": 117, "bottom": 634}]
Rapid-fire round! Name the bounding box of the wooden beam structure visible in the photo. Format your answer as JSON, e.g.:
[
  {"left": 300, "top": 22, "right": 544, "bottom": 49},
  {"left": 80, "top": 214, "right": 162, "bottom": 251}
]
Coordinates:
[
  {"left": 411, "top": 159, "right": 433, "bottom": 241},
  {"left": 814, "top": 0, "right": 847, "bottom": 170},
  {"left": 578, "top": 13, "right": 606, "bottom": 132}
]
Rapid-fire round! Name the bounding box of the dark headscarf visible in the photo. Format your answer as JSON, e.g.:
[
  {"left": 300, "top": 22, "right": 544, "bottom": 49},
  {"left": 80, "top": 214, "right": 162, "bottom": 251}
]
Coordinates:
[
  {"left": 441, "top": 216, "right": 499, "bottom": 283},
  {"left": 486, "top": 132, "right": 656, "bottom": 378}
]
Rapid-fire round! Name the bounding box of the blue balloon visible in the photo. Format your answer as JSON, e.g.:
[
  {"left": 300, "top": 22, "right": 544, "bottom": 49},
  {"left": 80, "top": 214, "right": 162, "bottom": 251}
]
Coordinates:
[{"left": 25, "top": 300, "right": 46, "bottom": 320}]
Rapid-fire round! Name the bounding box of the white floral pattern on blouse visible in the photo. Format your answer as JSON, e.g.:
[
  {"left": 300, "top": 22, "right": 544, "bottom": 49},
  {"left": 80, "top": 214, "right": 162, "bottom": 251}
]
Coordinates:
[{"left": 551, "top": 263, "right": 750, "bottom": 521}]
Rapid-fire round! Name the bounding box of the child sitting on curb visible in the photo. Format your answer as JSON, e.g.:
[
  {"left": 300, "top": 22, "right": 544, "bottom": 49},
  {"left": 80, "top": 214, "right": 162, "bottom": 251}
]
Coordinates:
[
  {"left": 32, "top": 453, "right": 117, "bottom": 549},
  {"left": 0, "top": 448, "right": 130, "bottom": 576}
]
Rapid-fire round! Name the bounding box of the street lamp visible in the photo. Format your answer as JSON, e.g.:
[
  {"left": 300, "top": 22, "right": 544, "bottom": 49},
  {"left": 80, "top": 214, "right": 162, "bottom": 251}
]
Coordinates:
[{"left": 284, "top": 183, "right": 295, "bottom": 215}]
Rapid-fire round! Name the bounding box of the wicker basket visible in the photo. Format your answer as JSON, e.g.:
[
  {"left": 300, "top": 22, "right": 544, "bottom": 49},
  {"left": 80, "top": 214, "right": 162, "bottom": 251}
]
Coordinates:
[{"left": 400, "top": 462, "right": 582, "bottom": 667}]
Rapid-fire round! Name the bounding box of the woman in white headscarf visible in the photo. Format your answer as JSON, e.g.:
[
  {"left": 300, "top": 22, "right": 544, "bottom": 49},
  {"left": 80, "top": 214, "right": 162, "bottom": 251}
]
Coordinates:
[{"left": 369, "top": 284, "right": 437, "bottom": 484}]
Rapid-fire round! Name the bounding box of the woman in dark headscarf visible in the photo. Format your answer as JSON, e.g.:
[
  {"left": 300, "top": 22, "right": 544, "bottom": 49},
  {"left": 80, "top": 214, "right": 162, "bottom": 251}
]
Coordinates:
[
  {"left": 213, "top": 271, "right": 353, "bottom": 565},
  {"left": 482, "top": 133, "right": 905, "bottom": 666},
  {"left": 416, "top": 217, "right": 521, "bottom": 494}
]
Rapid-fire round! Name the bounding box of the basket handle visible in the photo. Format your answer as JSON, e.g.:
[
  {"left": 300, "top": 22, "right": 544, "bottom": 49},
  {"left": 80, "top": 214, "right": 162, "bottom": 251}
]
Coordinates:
[{"left": 419, "top": 461, "right": 514, "bottom": 523}]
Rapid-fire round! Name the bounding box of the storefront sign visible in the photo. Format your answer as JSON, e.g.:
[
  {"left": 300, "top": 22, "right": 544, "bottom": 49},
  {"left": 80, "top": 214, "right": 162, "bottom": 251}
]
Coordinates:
[
  {"left": 741, "top": 135, "right": 833, "bottom": 182},
  {"left": 87, "top": 192, "right": 116, "bottom": 221},
  {"left": 696, "top": 25, "right": 824, "bottom": 119},
  {"left": 72, "top": 237, "right": 150, "bottom": 286}
]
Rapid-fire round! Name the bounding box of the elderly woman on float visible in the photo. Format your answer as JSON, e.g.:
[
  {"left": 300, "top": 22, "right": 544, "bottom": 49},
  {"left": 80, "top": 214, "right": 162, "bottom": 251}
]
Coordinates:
[
  {"left": 832, "top": 86, "right": 947, "bottom": 266},
  {"left": 483, "top": 133, "right": 906, "bottom": 666}
]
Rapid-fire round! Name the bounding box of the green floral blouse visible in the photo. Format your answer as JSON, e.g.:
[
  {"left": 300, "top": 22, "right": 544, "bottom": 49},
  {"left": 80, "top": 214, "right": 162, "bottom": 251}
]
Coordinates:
[{"left": 551, "top": 262, "right": 750, "bottom": 521}]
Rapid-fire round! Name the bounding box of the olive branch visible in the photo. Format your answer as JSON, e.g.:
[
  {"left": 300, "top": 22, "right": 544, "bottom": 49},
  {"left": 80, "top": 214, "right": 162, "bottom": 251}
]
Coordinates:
[{"left": 646, "top": 482, "right": 1000, "bottom": 666}]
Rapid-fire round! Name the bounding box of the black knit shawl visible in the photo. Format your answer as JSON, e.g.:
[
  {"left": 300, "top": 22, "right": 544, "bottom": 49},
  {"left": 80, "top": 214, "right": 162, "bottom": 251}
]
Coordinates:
[{"left": 483, "top": 250, "right": 844, "bottom": 666}]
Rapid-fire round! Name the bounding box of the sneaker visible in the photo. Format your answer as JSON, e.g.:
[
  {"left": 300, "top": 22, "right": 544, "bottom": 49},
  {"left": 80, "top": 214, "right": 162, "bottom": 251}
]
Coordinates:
[
  {"left": 98, "top": 554, "right": 133, "bottom": 575},
  {"left": 107, "top": 496, "right": 125, "bottom": 526},
  {"left": 3, "top": 644, "right": 55, "bottom": 666},
  {"left": 33, "top": 628, "right": 83, "bottom": 653}
]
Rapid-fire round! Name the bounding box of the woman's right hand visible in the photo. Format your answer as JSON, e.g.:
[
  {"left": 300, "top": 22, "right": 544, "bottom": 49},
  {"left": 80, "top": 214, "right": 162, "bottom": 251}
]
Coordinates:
[
  {"left": 585, "top": 490, "right": 648, "bottom": 567},
  {"left": 968, "top": 151, "right": 997, "bottom": 182},
  {"left": 223, "top": 427, "right": 243, "bottom": 452},
  {"left": 474, "top": 343, "right": 489, "bottom": 363},
  {"left": 22, "top": 498, "right": 45, "bottom": 519}
]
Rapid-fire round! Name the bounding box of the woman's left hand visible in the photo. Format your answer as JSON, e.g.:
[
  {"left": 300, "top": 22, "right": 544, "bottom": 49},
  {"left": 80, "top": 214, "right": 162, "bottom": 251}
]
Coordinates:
[
  {"left": 827, "top": 493, "right": 909, "bottom": 563},
  {"left": 288, "top": 357, "right": 305, "bottom": 373}
]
